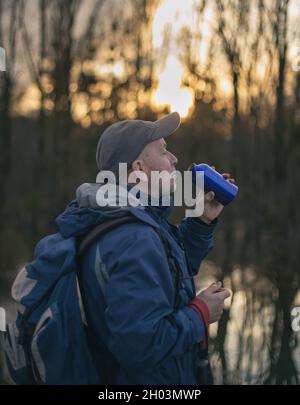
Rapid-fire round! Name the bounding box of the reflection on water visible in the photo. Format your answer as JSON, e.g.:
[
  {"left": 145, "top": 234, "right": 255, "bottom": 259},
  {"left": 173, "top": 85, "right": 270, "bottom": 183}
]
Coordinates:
[{"left": 196, "top": 262, "right": 300, "bottom": 384}]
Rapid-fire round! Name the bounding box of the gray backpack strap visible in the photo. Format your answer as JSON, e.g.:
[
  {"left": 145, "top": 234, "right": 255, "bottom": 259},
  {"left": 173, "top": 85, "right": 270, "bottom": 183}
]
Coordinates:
[{"left": 77, "top": 216, "right": 140, "bottom": 257}]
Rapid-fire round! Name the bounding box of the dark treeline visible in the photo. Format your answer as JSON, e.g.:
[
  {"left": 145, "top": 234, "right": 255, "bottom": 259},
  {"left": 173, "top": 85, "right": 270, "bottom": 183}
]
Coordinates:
[{"left": 0, "top": 0, "right": 299, "bottom": 384}]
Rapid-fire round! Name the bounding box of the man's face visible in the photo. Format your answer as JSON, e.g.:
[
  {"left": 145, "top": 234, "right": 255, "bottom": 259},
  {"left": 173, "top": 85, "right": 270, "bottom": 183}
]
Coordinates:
[{"left": 130, "top": 138, "right": 178, "bottom": 195}]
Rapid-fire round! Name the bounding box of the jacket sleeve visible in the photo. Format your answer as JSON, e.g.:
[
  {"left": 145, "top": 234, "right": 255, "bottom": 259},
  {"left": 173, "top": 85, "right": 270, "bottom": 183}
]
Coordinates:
[
  {"left": 178, "top": 217, "right": 217, "bottom": 277},
  {"left": 104, "top": 229, "right": 206, "bottom": 370}
]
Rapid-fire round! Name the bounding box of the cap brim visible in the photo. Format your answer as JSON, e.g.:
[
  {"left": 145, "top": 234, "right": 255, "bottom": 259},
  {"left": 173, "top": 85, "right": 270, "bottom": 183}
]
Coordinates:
[{"left": 151, "top": 112, "right": 181, "bottom": 141}]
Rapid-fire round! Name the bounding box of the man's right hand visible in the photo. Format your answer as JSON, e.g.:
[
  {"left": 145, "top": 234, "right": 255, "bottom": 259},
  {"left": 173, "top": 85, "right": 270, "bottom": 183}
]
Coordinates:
[{"left": 196, "top": 282, "right": 231, "bottom": 324}]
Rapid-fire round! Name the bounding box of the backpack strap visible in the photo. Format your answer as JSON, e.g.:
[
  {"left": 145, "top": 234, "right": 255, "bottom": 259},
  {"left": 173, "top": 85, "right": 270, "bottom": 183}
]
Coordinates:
[
  {"left": 77, "top": 215, "right": 174, "bottom": 265},
  {"left": 77, "top": 216, "right": 140, "bottom": 256},
  {"left": 77, "top": 214, "right": 182, "bottom": 309}
]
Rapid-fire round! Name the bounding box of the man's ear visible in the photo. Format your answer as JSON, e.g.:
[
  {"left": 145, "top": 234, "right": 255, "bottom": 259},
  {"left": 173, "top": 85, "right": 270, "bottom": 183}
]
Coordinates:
[{"left": 131, "top": 159, "right": 144, "bottom": 172}]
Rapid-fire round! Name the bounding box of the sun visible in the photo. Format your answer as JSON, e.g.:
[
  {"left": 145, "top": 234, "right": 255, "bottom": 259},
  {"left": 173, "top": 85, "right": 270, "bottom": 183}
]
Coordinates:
[
  {"left": 151, "top": 0, "right": 198, "bottom": 118},
  {"left": 151, "top": 56, "right": 194, "bottom": 118}
]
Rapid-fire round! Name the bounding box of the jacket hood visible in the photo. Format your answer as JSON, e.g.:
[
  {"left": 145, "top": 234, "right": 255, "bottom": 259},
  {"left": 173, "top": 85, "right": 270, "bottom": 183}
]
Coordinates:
[{"left": 56, "top": 183, "right": 174, "bottom": 239}]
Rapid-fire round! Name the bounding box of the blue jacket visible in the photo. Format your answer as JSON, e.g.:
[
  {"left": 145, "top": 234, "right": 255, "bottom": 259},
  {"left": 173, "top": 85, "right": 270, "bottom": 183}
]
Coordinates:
[{"left": 55, "top": 184, "right": 217, "bottom": 385}]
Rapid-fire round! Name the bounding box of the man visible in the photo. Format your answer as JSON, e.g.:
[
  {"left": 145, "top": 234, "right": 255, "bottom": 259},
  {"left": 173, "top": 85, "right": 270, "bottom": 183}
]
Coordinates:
[{"left": 56, "top": 112, "right": 232, "bottom": 385}]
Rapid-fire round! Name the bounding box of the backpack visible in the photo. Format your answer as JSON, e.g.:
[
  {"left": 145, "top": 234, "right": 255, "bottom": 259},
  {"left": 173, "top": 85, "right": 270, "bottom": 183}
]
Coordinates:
[{"left": 0, "top": 214, "right": 186, "bottom": 385}]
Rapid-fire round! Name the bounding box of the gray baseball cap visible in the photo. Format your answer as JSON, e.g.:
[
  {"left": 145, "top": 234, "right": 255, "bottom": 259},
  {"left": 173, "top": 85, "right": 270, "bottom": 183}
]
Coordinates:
[{"left": 96, "top": 112, "right": 181, "bottom": 176}]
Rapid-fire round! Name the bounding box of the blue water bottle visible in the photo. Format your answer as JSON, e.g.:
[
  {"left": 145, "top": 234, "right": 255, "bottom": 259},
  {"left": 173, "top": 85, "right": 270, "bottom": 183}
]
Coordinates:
[{"left": 191, "top": 163, "right": 238, "bottom": 206}]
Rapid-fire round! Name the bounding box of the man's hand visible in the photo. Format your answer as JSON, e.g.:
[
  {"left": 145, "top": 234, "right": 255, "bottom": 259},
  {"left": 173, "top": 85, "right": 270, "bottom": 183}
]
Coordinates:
[
  {"left": 199, "top": 169, "right": 236, "bottom": 224},
  {"left": 196, "top": 282, "right": 231, "bottom": 324}
]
